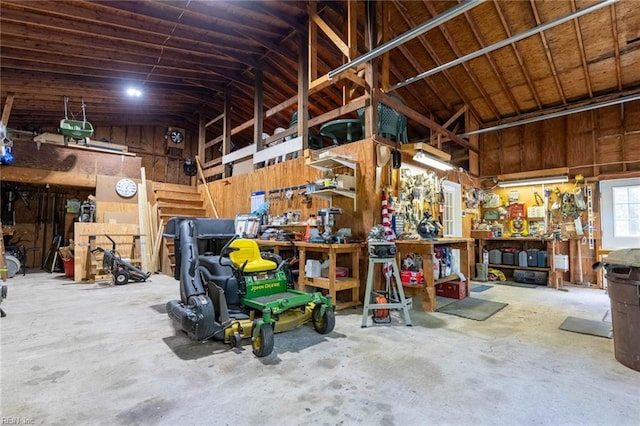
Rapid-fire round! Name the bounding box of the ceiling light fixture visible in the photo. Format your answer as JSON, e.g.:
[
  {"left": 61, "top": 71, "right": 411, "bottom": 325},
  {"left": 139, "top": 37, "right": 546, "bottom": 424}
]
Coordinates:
[
  {"left": 412, "top": 151, "right": 454, "bottom": 171},
  {"left": 497, "top": 176, "right": 568, "bottom": 188},
  {"left": 126, "top": 87, "right": 142, "bottom": 97}
]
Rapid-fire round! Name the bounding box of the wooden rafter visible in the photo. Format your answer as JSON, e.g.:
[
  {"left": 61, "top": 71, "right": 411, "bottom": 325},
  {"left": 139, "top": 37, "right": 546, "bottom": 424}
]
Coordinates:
[
  {"left": 1, "top": 94, "right": 15, "bottom": 126},
  {"left": 390, "top": 0, "right": 480, "bottom": 121},
  {"left": 422, "top": 1, "right": 502, "bottom": 120},
  {"left": 530, "top": 0, "right": 567, "bottom": 105},
  {"left": 376, "top": 89, "right": 477, "bottom": 153},
  {"left": 492, "top": 1, "right": 543, "bottom": 110},
  {"left": 570, "top": 0, "right": 593, "bottom": 98},
  {"left": 308, "top": 1, "right": 318, "bottom": 81},
  {"left": 393, "top": 43, "right": 454, "bottom": 115},
  {"left": 442, "top": 106, "right": 468, "bottom": 130},
  {"left": 609, "top": 3, "right": 623, "bottom": 91},
  {"left": 310, "top": 14, "right": 350, "bottom": 58},
  {"left": 1, "top": 2, "right": 263, "bottom": 64},
  {"left": 380, "top": 1, "right": 391, "bottom": 91},
  {"left": 462, "top": 10, "right": 521, "bottom": 115}
]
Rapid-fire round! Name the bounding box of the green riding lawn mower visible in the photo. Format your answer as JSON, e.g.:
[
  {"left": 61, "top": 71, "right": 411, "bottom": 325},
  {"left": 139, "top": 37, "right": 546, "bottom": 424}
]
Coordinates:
[{"left": 164, "top": 217, "right": 335, "bottom": 357}]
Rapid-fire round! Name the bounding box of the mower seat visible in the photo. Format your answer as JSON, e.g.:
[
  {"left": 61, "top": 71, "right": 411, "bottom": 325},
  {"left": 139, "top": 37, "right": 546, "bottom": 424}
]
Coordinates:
[{"left": 229, "top": 239, "right": 277, "bottom": 273}]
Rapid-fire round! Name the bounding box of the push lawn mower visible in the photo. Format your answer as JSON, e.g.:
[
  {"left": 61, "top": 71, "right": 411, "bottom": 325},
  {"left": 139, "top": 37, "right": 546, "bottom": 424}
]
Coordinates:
[
  {"left": 164, "top": 217, "right": 335, "bottom": 357},
  {"left": 91, "top": 235, "right": 150, "bottom": 285}
]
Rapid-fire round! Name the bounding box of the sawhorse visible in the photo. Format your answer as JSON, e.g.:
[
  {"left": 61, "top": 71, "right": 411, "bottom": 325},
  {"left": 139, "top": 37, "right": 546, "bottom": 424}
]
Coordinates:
[{"left": 361, "top": 256, "right": 412, "bottom": 327}]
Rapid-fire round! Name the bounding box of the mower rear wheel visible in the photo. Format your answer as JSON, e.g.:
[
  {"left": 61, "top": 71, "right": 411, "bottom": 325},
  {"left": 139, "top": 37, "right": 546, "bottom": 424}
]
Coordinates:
[
  {"left": 230, "top": 332, "right": 242, "bottom": 349},
  {"left": 114, "top": 270, "right": 130, "bottom": 285},
  {"left": 252, "top": 323, "right": 274, "bottom": 357},
  {"left": 312, "top": 305, "right": 335, "bottom": 334}
]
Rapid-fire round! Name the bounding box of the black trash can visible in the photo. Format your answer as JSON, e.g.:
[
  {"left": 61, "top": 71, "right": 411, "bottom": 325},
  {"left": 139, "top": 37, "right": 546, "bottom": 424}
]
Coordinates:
[{"left": 603, "top": 249, "right": 640, "bottom": 372}]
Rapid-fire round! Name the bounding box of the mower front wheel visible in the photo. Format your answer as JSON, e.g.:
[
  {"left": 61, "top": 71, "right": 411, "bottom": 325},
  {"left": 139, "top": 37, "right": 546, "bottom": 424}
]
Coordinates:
[
  {"left": 252, "top": 323, "right": 274, "bottom": 357},
  {"left": 114, "top": 270, "right": 129, "bottom": 285},
  {"left": 312, "top": 305, "right": 335, "bottom": 335}
]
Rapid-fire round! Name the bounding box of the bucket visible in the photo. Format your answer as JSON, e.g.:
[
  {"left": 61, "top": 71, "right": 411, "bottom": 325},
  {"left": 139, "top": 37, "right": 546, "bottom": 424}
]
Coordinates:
[
  {"left": 604, "top": 256, "right": 640, "bottom": 372},
  {"left": 62, "top": 257, "right": 74, "bottom": 279}
]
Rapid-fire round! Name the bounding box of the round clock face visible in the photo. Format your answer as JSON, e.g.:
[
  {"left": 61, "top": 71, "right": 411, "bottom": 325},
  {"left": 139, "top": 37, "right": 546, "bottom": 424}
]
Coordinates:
[
  {"left": 115, "top": 178, "right": 138, "bottom": 198},
  {"left": 169, "top": 130, "right": 184, "bottom": 144}
]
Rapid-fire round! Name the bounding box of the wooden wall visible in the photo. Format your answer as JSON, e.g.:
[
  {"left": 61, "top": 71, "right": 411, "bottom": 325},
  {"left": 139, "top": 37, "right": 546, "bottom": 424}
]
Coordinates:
[
  {"left": 93, "top": 125, "right": 196, "bottom": 185},
  {"left": 486, "top": 183, "right": 599, "bottom": 286},
  {"left": 3, "top": 140, "right": 142, "bottom": 187},
  {"left": 205, "top": 139, "right": 379, "bottom": 239},
  {"left": 479, "top": 100, "right": 640, "bottom": 179}
]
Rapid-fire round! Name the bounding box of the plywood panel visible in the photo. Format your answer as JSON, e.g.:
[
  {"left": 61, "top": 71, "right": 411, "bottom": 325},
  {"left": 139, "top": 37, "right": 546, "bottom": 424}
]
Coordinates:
[
  {"left": 480, "top": 132, "right": 500, "bottom": 177},
  {"left": 7, "top": 141, "right": 142, "bottom": 185},
  {"left": 73, "top": 222, "right": 141, "bottom": 281},
  {"left": 500, "top": 127, "right": 522, "bottom": 172},
  {"left": 523, "top": 122, "right": 542, "bottom": 170},
  {"left": 566, "top": 113, "right": 595, "bottom": 178},
  {"left": 206, "top": 139, "right": 378, "bottom": 240},
  {"left": 95, "top": 175, "right": 140, "bottom": 204},
  {"left": 541, "top": 118, "right": 566, "bottom": 169},
  {"left": 95, "top": 202, "right": 138, "bottom": 224}
]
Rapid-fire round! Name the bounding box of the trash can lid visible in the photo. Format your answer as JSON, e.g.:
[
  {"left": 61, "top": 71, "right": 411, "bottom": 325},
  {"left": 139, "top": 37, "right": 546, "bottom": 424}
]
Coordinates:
[{"left": 604, "top": 248, "right": 640, "bottom": 268}]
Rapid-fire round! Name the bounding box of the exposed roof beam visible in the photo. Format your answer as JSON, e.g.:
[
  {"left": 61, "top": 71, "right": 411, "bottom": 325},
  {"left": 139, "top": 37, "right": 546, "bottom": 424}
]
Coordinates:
[
  {"left": 460, "top": 89, "right": 640, "bottom": 137},
  {"left": 422, "top": 0, "right": 502, "bottom": 119},
  {"left": 462, "top": 8, "right": 521, "bottom": 115},
  {"left": 328, "top": 0, "right": 484, "bottom": 79},
  {"left": 492, "top": 0, "right": 542, "bottom": 110},
  {"left": 570, "top": 0, "right": 593, "bottom": 98},
  {"left": 609, "top": 3, "right": 623, "bottom": 91},
  {"left": 389, "top": 0, "right": 617, "bottom": 92},
  {"left": 389, "top": 1, "right": 481, "bottom": 120},
  {"left": 529, "top": 0, "right": 566, "bottom": 105}
]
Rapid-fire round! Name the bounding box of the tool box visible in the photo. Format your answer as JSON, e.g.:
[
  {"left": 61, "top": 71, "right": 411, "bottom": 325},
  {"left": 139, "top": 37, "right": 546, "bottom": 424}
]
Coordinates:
[{"left": 436, "top": 281, "right": 467, "bottom": 299}]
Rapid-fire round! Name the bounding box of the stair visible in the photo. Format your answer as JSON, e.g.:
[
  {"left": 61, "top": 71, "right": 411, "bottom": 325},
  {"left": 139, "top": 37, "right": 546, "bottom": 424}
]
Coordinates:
[{"left": 154, "top": 184, "right": 207, "bottom": 274}]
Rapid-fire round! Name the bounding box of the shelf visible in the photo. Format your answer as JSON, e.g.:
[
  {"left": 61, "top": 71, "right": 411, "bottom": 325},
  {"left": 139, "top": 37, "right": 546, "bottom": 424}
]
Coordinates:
[
  {"left": 306, "top": 156, "right": 355, "bottom": 171},
  {"left": 308, "top": 188, "right": 356, "bottom": 200},
  {"left": 306, "top": 155, "right": 357, "bottom": 210},
  {"left": 435, "top": 274, "right": 460, "bottom": 285},
  {"left": 301, "top": 276, "right": 359, "bottom": 291},
  {"left": 476, "top": 237, "right": 550, "bottom": 242},
  {"left": 488, "top": 263, "right": 549, "bottom": 272},
  {"left": 263, "top": 223, "right": 308, "bottom": 228}
]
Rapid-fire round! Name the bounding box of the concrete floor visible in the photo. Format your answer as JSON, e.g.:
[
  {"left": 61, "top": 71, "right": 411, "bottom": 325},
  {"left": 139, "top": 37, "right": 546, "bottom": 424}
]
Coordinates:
[{"left": 1, "top": 271, "right": 638, "bottom": 426}]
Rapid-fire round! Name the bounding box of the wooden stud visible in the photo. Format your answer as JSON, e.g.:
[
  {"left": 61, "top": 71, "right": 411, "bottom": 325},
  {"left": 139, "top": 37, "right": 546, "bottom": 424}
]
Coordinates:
[{"left": 1, "top": 94, "right": 15, "bottom": 126}]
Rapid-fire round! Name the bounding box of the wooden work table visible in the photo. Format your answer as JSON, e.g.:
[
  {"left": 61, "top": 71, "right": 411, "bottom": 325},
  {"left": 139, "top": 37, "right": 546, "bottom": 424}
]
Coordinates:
[
  {"left": 254, "top": 239, "right": 297, "bottom": 255},
  {"left": 295, "top": 241, "right": 363, "bottom": 310},
  {"left": 395, "top": 238, "right": 474, "bottom": 312}
]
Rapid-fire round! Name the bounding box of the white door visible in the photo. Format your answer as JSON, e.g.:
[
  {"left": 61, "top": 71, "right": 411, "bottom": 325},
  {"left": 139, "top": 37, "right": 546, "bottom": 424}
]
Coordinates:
[{"left": 442, "top": 180, "right": 463, "bottom": 277}]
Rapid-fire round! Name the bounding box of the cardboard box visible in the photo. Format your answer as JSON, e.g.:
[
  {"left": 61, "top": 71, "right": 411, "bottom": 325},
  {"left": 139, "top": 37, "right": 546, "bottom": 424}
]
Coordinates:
[
  {"left": 401, "top": 270, "right": 424, "bottom": 286},
  {"left": 436, "top": 281, "right": 467, "bottom": 299},
  {"left": 336, "top": 174, "right": 356, "bottom": 190}
]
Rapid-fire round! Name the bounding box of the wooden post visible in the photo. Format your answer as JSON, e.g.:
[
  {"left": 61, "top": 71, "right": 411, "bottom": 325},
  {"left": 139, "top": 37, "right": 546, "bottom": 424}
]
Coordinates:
[
  {"left": 223, "top": 91, "right": 233, "bottom": 178},
  {"left": 254, "top": 68, "right": 264, "bottom": 152},
  {"left": 137, "top": 168, "right": 151, "bottom": 272},
  {"left": 1, "top": 94, "right": 15, "bottom": 126},
  {"left": 0, "top": 222, "right": 7, "bottom": 281},
  {"left": 298, "top": 30, "right": 309, "bottom": 150}
]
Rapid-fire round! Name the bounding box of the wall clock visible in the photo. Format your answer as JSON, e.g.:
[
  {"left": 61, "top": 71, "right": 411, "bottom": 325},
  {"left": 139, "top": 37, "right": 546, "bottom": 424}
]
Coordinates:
[{"left": 115, "top": 178, "right": 138, "bottom": 198}]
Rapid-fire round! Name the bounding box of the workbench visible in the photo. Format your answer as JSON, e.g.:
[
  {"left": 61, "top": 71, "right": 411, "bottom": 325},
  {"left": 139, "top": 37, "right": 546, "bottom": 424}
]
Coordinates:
[
  {"left": 395, "top": 238, "right": 474, "bottom": 312},
  {"left": 295, "top": 241, "right": 362, "bottom": 310},
  {"left": 254, "top": 239, "right": 297, "bottom": 256}
]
